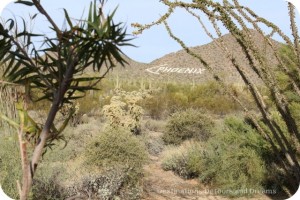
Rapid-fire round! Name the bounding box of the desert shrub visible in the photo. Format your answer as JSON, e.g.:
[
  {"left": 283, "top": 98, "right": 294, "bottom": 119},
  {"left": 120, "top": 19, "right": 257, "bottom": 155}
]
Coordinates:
[
  {"left": 141, "top": 82, "right": 248, "bottom": 119},
  {"left": 162, "top": 109, "right": 214, "bottom": 145},
  {"left": 161, "top": 144, "right": 191, "bottom": 178},
  {"left": 77, "top": 94, "right": 100, "bottom": 114},
  {"left": 290, "top": 102, "right": 300, "bottom": 130},
  {"left": 142, "top": 95, "right": 167, "bottom": 119},
  {"left": 256, "top": 109, "right": 299, "bottom": 160},
  {"left": 0, "top": 137, "right": 21, "bottom": 199},
  {"left": 201, "top": 117, "right": 268, "bottom": 194},
  {"left": 162, "top": 117, "right": 269, "bottom": 197},
  {"left": 30, "top": 142, "right": 74, "bottom": 199},
  {"left": 67, "top": 165, "right": 143, "bottom": 200},
  {"left": 32, "top": 175, "right": 67, "bottom": 200},
  {"left": 164, "top": 83, "right": 184, "bottom": 93},
  {"left": 82, "top": 128, "right": 147, "bottom": 199},
  {"left": 222, "top": 117, "right": 270, "bottom": 155},
  {"left": 253, "top": 109, "right": 300, "bottom": 194},
  {"left": 118, "top": 184, "right": 143, "bottom": 200},
  {"left": 84, "top": 127, "right": 148, "bottom": 185},
  {"left": 191, "top": 95, "right": 239, "bottom": 114},
  {"left": 139, "top": 132, "right": 165, "bottom": 156},
  {"left": 209, "top": 148, "right": 266, "bottom": 197},
  {"left": 187, "top": 82, "right": 241, "bottom": 114},
  {"left": 165, "top": 92, "right": 189, "bottom": 113},
  {"left": 144, "top": 137, "right": 164, "bottom": 156},
  {"left": 262, "top": 162, "right": 293, "bottom": 197},
  {"left": 142, "top": 119, "right": 166, "bottom": 132},
  {"left": 290, "top": 102, "right": 300, "bottom": 156}
]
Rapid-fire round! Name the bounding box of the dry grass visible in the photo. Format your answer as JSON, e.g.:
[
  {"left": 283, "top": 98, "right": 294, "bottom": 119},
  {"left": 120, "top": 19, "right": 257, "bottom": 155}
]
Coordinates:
[{"left": 0, "top": 83, "right": 23, "bottom": 135}]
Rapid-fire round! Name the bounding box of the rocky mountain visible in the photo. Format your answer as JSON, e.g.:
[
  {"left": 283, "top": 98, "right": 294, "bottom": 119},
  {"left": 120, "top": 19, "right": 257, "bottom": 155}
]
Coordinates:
[{"left": 104, "top": 30, "right": 282, "bottom": 85}]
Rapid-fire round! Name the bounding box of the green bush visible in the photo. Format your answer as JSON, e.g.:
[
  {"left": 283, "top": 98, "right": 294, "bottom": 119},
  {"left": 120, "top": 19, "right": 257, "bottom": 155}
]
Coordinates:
[
  {"left": 290, "top": 102, "right": 300, "bottom": 130},
  {"left": 162, "top": 117, "right": 269, "bottom": 197},
  {"left": 142, "top": 95, "right": 168, "bottom": 119},
  {"left": 84, "top": 128, "right": 148, "bottom": 184},
  {"left": 82, "top": 128, "right": 148, "bottom": 198},
  {"left": 202, "top": 117, "right": 268, "bottom": 195},
  {"left": 139, "top": 132, "right": 165, "bottom": 156},
  {"left": 164, "top": 92, "right": 189, "bottom": 113},
  {"left": 223, "top": 117, "right": 270, "bottom": 155},
  {"left": 140, "top": 82, "right": 250, "bottom": 119},
  {"left": 67, "top": 165, "right": 143, "bottom": 200},
  {"left": 191, "top": 95, "right": 239, "bottom": 114},
  {"left": 212, "top": 148, "right": 266, "bottom": 196},
  {"left": 142, "top": 119, "right": 166, "bottom": 132},
  {"left": 161, "top": 143, "right": 193, "bottom": 179},
  {"left": 162, "top": 109, "right": 214, "bottom": 145},
  {"left": 187, "top": 82, "right": 242, "bottom": 114},
  {"left": 256, "top": 109, "right": 298, "bottom": 160}
]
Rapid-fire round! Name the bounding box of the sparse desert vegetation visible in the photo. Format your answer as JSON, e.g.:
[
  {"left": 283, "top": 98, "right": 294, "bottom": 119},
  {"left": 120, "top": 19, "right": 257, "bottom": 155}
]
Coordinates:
[
  {"left": 0, "top": 80, "right": 297, "bottom": 199},
  {"left": 1, "top": 0, "right": 300, "bottom": 200}
]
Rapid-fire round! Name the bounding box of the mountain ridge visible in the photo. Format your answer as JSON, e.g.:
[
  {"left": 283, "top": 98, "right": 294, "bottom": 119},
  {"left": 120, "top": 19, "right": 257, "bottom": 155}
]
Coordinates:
[{"left": 103, "top": 30, "right": 282, "bottom": 85}]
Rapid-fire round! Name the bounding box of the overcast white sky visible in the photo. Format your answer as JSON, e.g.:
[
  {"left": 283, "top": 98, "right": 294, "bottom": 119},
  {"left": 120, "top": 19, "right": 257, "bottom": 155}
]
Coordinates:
[{"left": 1, "top": 0, "right": 300, "bottom": 63}]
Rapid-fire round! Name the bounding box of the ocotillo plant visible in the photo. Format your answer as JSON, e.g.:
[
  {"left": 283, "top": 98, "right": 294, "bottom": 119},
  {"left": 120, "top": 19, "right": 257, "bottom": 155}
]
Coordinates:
[{"left": 133, "top": 0, "right": 300, "bottom": 194}]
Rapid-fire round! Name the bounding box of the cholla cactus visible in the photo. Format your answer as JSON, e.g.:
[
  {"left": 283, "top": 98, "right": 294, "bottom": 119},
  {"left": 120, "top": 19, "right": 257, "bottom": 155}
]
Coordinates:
[
  {"left": 102, "top": 89, "right": 152, "bottom": 134},
  {"left": 102, "top": 96, "right": 127, "bottom": 127}
]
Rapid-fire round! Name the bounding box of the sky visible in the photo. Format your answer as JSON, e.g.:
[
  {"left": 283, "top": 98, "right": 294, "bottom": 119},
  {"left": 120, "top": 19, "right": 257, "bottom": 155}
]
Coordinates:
[
  {"left": 1, "top": 0, "right": 300, "bottom": 63},
  {"left": 0, "top": 1, "right": 300, "bottom": 199}
]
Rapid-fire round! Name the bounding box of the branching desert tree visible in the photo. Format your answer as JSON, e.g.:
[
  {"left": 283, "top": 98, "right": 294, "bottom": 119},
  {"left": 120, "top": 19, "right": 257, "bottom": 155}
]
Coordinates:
[
  {"left": 133, "top": 0, "right": 300, "bottom": 195},
  {"left": 0, "top": 0, "right": 132, "bottom": 199}
]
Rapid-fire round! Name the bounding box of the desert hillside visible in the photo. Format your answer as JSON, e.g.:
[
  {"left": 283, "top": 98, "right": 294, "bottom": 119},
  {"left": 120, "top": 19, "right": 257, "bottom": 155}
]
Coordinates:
[
  {"left": 105, "top": 30, "right": 281, "bottom": 85},
  {"left": 0, "top": 31, "right": 296, "bottom": 200}
]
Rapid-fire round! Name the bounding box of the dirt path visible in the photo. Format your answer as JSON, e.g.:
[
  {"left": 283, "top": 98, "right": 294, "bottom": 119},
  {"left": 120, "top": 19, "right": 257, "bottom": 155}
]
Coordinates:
[
  {"left": 142, "top": 155, "right": 199, "bottom": 200},
  {"left": 142, "top": 155, "right": 273, "bottom": 200}
]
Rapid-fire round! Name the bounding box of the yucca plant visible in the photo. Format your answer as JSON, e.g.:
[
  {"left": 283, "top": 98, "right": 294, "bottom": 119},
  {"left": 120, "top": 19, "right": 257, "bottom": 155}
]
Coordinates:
[{"left": 0, "top": 0, "right": 132, "bottom": 199}]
